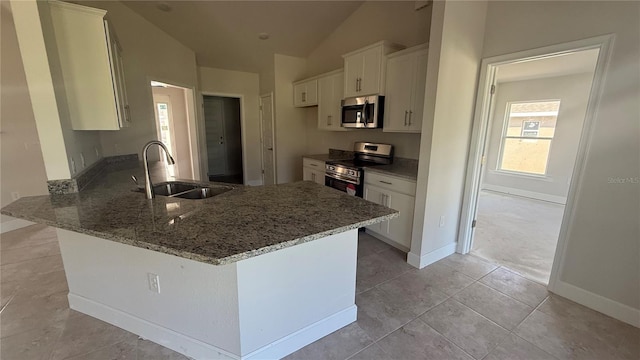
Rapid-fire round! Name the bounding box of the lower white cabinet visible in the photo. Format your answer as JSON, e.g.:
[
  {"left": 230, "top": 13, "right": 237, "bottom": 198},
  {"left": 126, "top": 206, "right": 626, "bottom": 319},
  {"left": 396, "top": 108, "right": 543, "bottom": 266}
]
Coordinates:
[
  {"left": 303, "top": 158, "right": 325, "bottom": 185},
  {"left": 364, "top": 172, "right": 416, "bottom": 251}
]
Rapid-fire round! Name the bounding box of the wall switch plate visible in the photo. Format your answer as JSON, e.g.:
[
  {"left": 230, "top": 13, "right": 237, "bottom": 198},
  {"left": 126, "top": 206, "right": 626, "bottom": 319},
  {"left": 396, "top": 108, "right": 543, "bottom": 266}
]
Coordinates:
[
  {"left": 95, "top": 147, "right": 100, "bottom": 158},
  {"left": 80, "top": 153, "right": 86, "bottom": 168},
  {"left": 147, "top": 273, "right": 160, "bottom": 293},
  {"left": 439, "top": 215, "right": 445, "bottom": 227}
]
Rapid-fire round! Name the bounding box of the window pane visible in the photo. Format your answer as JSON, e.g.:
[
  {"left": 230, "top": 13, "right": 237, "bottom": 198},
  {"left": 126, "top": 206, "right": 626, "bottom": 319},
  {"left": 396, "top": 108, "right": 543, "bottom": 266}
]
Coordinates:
[
  {"left": 500, "top": 138, "right": 552, "bottom": 175},
  {"left": 506, "top": 101, "right": 560, "bottom": 138}
]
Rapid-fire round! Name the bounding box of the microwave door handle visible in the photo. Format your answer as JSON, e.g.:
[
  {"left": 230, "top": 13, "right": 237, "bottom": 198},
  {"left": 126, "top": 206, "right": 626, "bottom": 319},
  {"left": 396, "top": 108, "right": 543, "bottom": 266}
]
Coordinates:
[{"left": 362, "top": 100, "right": 369, "bottom": 126}]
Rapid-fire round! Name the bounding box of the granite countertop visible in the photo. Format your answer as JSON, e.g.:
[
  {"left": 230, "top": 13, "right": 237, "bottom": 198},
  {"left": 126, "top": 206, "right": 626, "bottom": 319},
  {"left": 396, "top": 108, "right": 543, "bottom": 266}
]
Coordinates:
[
  {"left": 364, "top": 160, "right": 419, "bottom": 181},
  {"left": 303, "top": 154, "right": 336, "bottom": 162},
  {"left": 1, "top": 163, "right": 397, "bottom": 265}
]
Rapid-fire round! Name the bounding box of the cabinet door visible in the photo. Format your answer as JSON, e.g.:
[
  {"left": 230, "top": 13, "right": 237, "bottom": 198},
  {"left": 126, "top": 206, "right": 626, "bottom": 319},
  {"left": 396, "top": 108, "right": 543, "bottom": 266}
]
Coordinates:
[
  {"left": 343, "top": 54, "right": 363, "bottom": 98},
  {"left": 364, "top": 185, "right": 385, "bottom": 233},
  {"left": 407, "top": 50, "right": 428, "bottom": 132},
  {"left": 385, "top": 190, "right": 416, "bottom": 249},
  {"left": 305, "top": 79, "right": 318, "bottom": 105},
  {"left": 360, "top": 46, "right": 383, "bottom": 96},
  {"left": 317, "top": 76, "right": 333, "bottom": 130},
  {"left": 303, "top": 167, "right": 314, "bottom": 182},
  {"left": 312, "top": 169, "right": 325, "bottom": 185},
  {"left": 330, "top": 72, "right": 345, "bottom": 131},
  {"left": 383, "top": 54, "right": 414, "bottom": 132},
  {"left": 294, "top": 83, "right": 307, "bottom": 107}
]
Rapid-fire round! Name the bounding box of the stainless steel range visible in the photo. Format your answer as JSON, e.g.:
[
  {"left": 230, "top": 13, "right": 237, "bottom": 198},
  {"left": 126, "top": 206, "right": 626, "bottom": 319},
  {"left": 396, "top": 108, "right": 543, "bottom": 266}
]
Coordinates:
[{"left": 325, "top": 142, "right": 394, "bottom": 197}]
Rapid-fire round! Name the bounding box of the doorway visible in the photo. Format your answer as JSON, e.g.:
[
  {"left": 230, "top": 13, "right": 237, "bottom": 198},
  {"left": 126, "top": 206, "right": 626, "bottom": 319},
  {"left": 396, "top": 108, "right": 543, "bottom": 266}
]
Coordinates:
[
  {"left": 202, "top": 95, "right": 244, "bottom": 184},
  {"left": 151, "top": 81, "right": 197, "bottom": 179},
  {"left": 458, "top": 37, "right": 612, "bottom": 287}
]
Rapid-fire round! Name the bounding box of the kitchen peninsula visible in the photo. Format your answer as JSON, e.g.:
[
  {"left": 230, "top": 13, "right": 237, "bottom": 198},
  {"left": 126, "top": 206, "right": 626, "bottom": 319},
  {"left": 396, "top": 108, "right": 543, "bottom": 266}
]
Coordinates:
[{"left": 1, "top": 161, "right": 397, "bottom": 359}]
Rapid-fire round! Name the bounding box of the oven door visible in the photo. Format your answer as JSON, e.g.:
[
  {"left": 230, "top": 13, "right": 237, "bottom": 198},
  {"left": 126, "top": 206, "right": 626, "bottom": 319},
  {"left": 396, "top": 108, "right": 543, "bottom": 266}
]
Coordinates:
[{"left": 325, "top": 174, "right": 363, "bottom": 197}]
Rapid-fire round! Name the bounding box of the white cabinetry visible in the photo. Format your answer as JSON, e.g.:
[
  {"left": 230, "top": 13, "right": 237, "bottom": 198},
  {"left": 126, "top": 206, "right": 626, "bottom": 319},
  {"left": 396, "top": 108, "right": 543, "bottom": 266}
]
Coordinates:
[
  {"left": 303, "top": 158, "right": 325, "bottom": 185},
  {"left": 364, "top": 172, "right": 416, "bottom": 251},
  {"left": 342, "top": 41, "right": 404, "bottom": 98},
  {"left": 384, "top": 44, "right": 428, "bottom": 133},
  {"left": 293, "top": 79, "right": 318, "bottom": 107},
  {"left": 317, "top": 70, "right": 346, "bottom": 131},
  {"left": 49, "top": 1, "right": 130, "bottom": 130}
]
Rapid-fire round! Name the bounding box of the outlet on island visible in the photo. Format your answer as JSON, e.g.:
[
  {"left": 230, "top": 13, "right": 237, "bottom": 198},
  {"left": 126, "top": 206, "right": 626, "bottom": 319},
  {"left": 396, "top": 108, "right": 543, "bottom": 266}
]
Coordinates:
[{"left": 147, "top": 273, "right": 160, "bottom": 293}]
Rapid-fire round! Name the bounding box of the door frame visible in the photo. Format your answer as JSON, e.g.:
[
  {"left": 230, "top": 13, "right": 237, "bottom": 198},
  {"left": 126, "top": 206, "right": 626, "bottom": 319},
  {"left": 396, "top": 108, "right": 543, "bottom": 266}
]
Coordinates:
[
  {"left": 259, "top": 92, "right": 276, "bottom": 185},
  {"left": 146, "top": 77, "right": 200, "bottom": 180},
  {"left": 201, "top": 92, "right": 248, "bottom": 185},
  {"left": 457, "top": 34, "right": 614, "bottom": 292}
]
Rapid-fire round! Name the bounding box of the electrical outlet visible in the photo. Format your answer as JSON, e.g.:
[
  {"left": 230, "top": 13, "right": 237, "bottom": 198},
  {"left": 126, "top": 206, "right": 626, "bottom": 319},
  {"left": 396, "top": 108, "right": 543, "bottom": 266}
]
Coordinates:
[
  {"left": 70, "top": 157, "right": 76, "bottom": 174},
  {"left": 439, "top": 215, "right": 445, "bottom": 228},
  {"left": 11, "top": 192, "right": 20, "bottom": 201},
  {"left": 80, "top": 153, "right": 86, "bottom": 168},
  {"left": 147, "top": 273, "right": 160, "bottom": 293},
  {"left": 95, "top": 147, "right": 100, "bottom": 158}
]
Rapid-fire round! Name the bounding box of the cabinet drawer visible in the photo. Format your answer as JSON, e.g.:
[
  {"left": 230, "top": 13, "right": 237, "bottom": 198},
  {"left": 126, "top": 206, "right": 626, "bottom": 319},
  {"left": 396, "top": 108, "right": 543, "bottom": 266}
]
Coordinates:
[
  {"left": 303, "top": 158, "right": 325, "bottom": 170},
  {"left": 365, "top": 171, "right": 416, "bottom": 196}
]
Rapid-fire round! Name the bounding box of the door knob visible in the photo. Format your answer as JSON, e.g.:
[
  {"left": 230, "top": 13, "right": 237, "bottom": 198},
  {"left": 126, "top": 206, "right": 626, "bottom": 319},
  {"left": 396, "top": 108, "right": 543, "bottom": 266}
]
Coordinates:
[{"left": 267, "top": 147, "right": 273, "bottom": 151}]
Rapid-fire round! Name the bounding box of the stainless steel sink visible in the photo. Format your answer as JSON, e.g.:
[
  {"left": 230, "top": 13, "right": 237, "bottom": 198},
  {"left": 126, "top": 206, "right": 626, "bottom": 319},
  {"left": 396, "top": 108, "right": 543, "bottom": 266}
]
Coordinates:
[{"left": 136, "top": 181, "right": 233, "bottom": 200}]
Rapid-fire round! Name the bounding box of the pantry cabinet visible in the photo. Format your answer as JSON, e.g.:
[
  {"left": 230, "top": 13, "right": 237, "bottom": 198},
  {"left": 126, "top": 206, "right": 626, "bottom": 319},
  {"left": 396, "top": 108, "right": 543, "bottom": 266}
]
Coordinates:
[
  {"left": 293, "top": 79, "right": 318, "bottom": 107},
  {"left": 342, "top": 41, "right": 404, "bottom": 98},
  {"left": 364, "top": 171, "right": 416, "bottom": 251},
  {"left": 49, "top": 1, "right": 130, "bottom": 130},
  {"left": 384, "top": 44, "right": 428, "bottom": 133},
  {"left": 317, "top": 70, "right": 346, "bottom": 131}
]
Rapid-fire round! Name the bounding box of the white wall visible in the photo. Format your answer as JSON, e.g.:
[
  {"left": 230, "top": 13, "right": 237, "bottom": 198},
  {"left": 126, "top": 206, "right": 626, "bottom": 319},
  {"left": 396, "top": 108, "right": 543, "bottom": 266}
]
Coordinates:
[
  {"left": 483, "top": 73, "right": 594, "bottom": 203},
  {"left": 0, "top": 2, "right": 49, "bottom": 210},
  {"left": 77, "top": 1, "right": 199, "bottom": 161},
  {"left": 273, "top": 55, "right": 308, "bottom": 183},
  {"left": 409, "top": 0, "right": 488, "bottom": 267},
  {"left": 483, "top": 0, "right": 640, "bottom": 314},
  {"left": 198, "top": 67, "right": 262, "bottom": 185},
  {"left": 151, "top": 86, "right": 193, "bottom": 179},
  {"left": 302, "top": 1, "right": 430, "bottom": 159}
]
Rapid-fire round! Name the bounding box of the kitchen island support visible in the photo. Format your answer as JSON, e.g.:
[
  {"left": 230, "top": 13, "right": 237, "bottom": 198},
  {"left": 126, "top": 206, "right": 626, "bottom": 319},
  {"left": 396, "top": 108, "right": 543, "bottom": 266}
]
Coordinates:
[{"left": 57, "top": 228, "right": 358, "bottom": 359}]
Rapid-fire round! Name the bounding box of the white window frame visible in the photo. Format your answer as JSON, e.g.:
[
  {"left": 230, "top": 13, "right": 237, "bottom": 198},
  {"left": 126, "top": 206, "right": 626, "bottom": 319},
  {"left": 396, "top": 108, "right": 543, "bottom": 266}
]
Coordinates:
[{"left": 496, "top": 99, "right": 560, "bottom": 177}]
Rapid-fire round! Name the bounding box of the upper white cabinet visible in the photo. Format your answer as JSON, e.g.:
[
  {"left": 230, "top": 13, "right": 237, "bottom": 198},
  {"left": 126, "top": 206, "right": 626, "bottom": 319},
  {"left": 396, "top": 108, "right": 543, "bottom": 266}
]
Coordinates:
[
  {"left": 342, "top": 41, "right": 404, "bottom": 98},
  {"left": 317, "top": 70, "right": 346, "bottom": 131},
  {"left": 293, "top": 79, "right": 318, "bottom": 107},
  {"left": 49, "top": 1, "right": 130, "bottom": 130},
  {"left": 384, "top": 44, "right": 428, "bottom": 133}
]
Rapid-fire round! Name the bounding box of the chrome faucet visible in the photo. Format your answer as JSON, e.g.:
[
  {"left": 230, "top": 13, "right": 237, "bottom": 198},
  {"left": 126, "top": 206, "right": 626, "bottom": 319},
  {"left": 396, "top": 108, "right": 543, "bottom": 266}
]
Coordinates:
[{"left": 142, "top": 140, "right": 175, "bottom": 199}]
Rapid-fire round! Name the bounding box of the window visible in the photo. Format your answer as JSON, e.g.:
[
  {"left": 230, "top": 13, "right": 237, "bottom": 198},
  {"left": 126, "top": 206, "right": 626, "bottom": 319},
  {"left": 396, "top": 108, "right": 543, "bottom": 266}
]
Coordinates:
[
  {"left": 498, "top": 100, "right": 560, "bottom": 175},
  {"left": 156, "top": 102, "right": 175, "bottom": 178}
]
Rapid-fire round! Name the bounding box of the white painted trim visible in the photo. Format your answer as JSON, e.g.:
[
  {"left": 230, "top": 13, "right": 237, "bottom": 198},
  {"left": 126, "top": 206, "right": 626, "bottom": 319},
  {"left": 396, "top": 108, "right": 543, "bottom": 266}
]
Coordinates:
[
  {"left": 201, "top": 92, "right": 249, "bottom": 185},
  {"left": 259, "top": 93, "right": 276, "bottom": 185},
  {"left": 69, "top": 293, "right": 357, "bottom": 359},
  {"left": 481, "top": 184, "right": 566, "bottom": 204},
  {"left": 68, "top": 293, "right": 238, "bottom": 360},
  {"left": 245, "top": 180, "right": 263, "bottom": 187},
  {"left": 364, "top": 229, "right": 409, "bottom": 252},
  {"left": 243, "top": 305, "right": 357, "bottom": 360},
  {"left": 0, "top": 216, "right": 36, "bottom": 234},
  {"left": 551, "top": 280, "right": 640, "bottom": 328},
  {"left": 407, "top": 242, "right": 457, "bottom": 269}
]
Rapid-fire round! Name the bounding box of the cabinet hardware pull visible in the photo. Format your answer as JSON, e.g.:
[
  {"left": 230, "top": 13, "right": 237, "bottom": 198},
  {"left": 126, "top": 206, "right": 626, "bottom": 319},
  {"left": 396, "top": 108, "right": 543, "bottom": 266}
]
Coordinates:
[
  {"left": 355, "top": 78, "right": 358, "bottom": 92},
  {"left": 328, "top": 115, "right": 332, "bottom": 126},
  {"left": 404, "top": 110, "right": 408, "bottom": 126},
  {"left": 302, "top": 92, "right": 306, "bottom": 102},
  {"left": 310, "top": 163, "right": 317, "bottom": 167},
  {"left": 312, "top": 173, "right": 316, "bottom": 181},
  {"left": 408, "top": 110, "right": 413, "bottom": 126},
  {"left": 379, "top": 180, "right": 393, "bottom": 185}
]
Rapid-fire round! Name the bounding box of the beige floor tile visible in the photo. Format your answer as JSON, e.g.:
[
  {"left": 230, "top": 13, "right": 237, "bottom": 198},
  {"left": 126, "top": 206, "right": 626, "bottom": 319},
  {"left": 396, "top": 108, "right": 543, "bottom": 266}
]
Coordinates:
[
  {"left": 0, "top": 291, "right": 71, "bottom": 338},
  {"left": 347, "top": 343, "right": 390, "bottom": 360},
  {"left": 49, "top": 312, "right": 138, "bottom": 360},
  {"left": 356, "top": 287, "right": 420, "bottom": 341},
  {"left": 0, "top": 254, "right": 64, "bottom": 283},
  {"left": 480, "top": 267, "right": 549, "bottom": 307},
  {"left": 1, "top": 240, "right": 61, "bottom": 265},
  {"left": 14, "top": 269, "right": 68, "bottom": 300},
  {"left": 137, "top": 338, "right": 190, "bottom": 360},
  {"left": 356, "top": 248, "right": 411, "bottom": 293},
  {"left": 0, "top": 321, "right": 66, "bottom": 360},
  {"left": 412, "top": 261, "right": 475, "bottom": 296},
  {"left": 420, "top": 299, "right": 509, "bottom": 359},
  {"left": 377, "top": 319, "right": 473, "bottom": 360},
  {"left": 66, "top": 337, "right": 138, "bottom": 360},
  {"left": 484, "top": 334, "right": 556, "bottom": 360},
  {"left": 453, "top": 282, "right": 533, "bottom": 330},
  {"left": 1, "top": 280, "right": 20, "bottom": 309},
  {"left": 377, "top": 270, "right": 448, "bottom": 315},
  {"left": 358, "top": 232, "right": 392, "bottom": 259},
  {"left": 284, "top": 323, "right": 373, "bottom": 360},
  {"left": 0, "top": 224, "right": 57, "bottom": 251},
  {"left": 437, "top": 253, "right": 498, "bottom": 280}
]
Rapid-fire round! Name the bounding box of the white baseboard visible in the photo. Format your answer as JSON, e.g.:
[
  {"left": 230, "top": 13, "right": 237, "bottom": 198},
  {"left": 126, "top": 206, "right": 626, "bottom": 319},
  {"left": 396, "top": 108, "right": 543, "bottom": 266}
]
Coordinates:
[
  {"left": 407, "top": 242, "right": 457, "bottom": 269},
  {"left": 69, "top": 293, "right": 358, "bottom": 359},
  {"left": 482, "top": 184, "right": 566, "bottom": 204},
  {"left": 364, "top": 229, "right": 409, "bottom": 252},
  {"left": 246, "top": 180, "right": 263, "bottom": 187},
  {"left": 0, "top": 216, "right": 35, "bottom": 234},
  {"left": 550, "top": 280, "right": 640, "bottom": 328}
]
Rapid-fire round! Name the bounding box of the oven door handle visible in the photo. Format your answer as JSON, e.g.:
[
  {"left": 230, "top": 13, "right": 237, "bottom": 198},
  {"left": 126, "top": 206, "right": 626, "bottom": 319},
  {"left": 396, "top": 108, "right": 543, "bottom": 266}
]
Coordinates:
[
  {"left": 362, "top": 100, "right": 369, "bottom": 126},
  {"left": 325, "top": 172, "right": 360, "bottom": 185}
]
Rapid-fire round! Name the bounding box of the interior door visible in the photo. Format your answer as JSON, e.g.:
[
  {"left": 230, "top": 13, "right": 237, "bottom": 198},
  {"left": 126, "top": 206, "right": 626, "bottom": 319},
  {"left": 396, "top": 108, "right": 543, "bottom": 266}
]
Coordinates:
[
  {"left": 260, "top": 93, "right": 276, "bottom": 185},
  {"left": 203, "top": 96, "right": 227, "bottom": 177}
]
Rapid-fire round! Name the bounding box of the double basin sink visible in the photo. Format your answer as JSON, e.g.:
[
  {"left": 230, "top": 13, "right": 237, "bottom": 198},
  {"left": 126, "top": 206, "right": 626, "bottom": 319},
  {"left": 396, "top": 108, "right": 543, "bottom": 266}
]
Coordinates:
[{"left": 137, "top": 181, "right": 233, "bottom": 200}]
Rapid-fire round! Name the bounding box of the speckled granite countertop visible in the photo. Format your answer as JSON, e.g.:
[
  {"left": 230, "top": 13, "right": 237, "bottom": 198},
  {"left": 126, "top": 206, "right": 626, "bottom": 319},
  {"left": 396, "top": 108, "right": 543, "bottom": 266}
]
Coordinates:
[
  {"left": 364, "top": 158, "right": 419, "bottom": 181},
  {"left": 1, "top": 163, "right": 397, "bottom": 265}
]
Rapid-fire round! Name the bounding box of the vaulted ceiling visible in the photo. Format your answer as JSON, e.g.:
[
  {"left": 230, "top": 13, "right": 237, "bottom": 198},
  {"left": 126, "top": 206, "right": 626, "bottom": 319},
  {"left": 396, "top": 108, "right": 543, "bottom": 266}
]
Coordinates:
[{"left": 121, "top": 1, "right": 364, "bottom": 73}]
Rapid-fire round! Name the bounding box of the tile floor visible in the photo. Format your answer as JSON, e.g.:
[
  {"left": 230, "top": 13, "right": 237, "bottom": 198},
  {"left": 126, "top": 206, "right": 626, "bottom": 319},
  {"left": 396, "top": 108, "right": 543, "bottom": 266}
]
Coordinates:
[{"left": 1, "top": 225, "right": 638, "bottom": 360}]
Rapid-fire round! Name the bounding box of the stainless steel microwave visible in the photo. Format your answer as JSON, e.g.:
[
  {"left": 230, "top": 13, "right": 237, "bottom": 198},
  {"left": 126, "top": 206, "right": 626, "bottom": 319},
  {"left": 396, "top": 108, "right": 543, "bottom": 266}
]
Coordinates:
[{"left": 341, "top": 95, "right": 384, "bottom": 129}]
